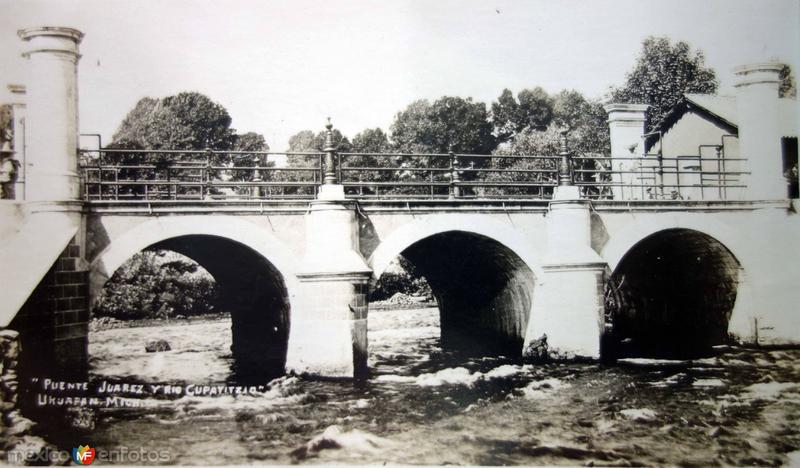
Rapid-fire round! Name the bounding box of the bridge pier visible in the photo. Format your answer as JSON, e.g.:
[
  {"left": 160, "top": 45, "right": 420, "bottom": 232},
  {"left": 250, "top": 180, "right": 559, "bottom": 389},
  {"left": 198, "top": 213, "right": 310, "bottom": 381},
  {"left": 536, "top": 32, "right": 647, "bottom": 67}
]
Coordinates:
[
  {"left": 287, "top": 198, "right": 372, "bottom": 377},
  {"left": 525, "top": 183, "right": 606, "bottom": 359}
]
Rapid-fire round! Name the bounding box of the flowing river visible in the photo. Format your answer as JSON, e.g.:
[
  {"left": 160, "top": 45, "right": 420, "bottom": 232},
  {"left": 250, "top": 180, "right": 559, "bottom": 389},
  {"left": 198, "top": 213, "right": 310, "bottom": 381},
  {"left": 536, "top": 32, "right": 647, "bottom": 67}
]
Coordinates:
[{"left": 37, "top": 308, "right": 800, "bottom": 465}]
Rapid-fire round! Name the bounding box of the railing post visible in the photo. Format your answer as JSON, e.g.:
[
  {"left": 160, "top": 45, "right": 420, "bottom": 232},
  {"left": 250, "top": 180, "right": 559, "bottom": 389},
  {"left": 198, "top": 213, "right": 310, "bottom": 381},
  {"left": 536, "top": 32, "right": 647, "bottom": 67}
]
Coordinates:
[
  {"left": 204, "top": 148, "right": 213, "bottom": 200},
  {"left": 717, "top": 146, "right": 726, "bottom": 200},
  {"left": 252, "top": 153, "right": 263, "bottom": 199},
  {"left": 449, "top": 151, "right": 461, "bottom": 199},
  {"left": 558, "top": 129, "right": 574, "bottom": 187},
  {"left": 323, "top": 118, "right": 338, "bottom": 185},
  {"left": 657, "top": 150, "right": 664, "bottom": 198}
]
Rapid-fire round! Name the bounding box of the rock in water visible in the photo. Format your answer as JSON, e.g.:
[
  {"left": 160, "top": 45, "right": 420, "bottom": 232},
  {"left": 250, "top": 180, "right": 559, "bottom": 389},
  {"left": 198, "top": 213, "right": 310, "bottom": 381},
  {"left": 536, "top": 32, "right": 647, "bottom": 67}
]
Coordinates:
[
  {"left": 620, "top": 408, "right": 658, "bottom": 421},
  {"left": 523, "top": 334, "right": 548, "bottom": 362},
  {"left": 145, "top": 339, "right": 171, "bottom": 353},
  {"left": 293, "top": 425, "right": 395, "bottom": 460}
]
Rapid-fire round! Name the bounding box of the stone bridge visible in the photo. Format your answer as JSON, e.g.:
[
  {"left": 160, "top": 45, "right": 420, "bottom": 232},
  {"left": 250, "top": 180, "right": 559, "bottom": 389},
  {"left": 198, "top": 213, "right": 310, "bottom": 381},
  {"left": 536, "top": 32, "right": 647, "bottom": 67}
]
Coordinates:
[{"left": 1, "top": 27, "right": 798, "bottom": 380}]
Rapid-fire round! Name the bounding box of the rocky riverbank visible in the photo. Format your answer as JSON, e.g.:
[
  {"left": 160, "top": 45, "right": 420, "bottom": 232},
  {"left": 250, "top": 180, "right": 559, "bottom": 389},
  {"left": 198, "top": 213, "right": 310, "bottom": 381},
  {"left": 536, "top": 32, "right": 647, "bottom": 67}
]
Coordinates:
[
  {"left": 0, "top": 329, "right": 58, "bottom": 465},
  {"left": 369, "top": 292, "right": 436, "bottom": 310},
  {"left": 89, "top": 312, "right": 232, "bottom": 332}
]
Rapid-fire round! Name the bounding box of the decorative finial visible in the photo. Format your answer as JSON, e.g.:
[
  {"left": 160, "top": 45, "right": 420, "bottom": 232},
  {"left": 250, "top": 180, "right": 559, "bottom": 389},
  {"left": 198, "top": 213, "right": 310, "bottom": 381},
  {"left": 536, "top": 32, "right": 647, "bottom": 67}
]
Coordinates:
[
  {"left": 559, "top": 128, "right": 569, "bottom": 154},
  {"left": 557, "top": 128, "right": 573, "bottom": 187},
  {"left": 322, "top": 117, "right": 337, "bottom": 185}
]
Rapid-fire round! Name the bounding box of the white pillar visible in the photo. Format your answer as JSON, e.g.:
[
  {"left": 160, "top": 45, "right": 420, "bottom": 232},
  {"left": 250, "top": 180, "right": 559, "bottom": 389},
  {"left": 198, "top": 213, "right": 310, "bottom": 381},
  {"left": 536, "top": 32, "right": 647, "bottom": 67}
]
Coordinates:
[
  {"left": 733, "top": 62, "right": 785, "bottom": 200},
  {"left": 604, "top": 104, "right": 649, "bottom": 200},
  {"left": 525, "top": 198, "right": 607, "bottom": 359},
  {"left": 17, "top": 27, "right": 83, "bottom": 201},
  {"left": 286, "top": 201, "right": 372, "bottom": 377}
]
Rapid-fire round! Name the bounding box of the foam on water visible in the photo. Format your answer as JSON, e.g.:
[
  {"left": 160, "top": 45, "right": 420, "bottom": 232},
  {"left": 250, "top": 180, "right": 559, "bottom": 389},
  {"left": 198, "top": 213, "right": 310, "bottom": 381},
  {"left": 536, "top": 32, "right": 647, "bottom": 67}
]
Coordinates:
[{"left": 81, "top": 308, "right": 800, "bottom": 466}]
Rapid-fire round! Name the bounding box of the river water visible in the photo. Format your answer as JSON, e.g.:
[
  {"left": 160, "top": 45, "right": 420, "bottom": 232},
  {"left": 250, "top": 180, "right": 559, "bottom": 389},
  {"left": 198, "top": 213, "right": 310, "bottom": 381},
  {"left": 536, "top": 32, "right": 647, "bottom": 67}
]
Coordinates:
[{"left": 56, "top": 308, "right": 800, "bottom": 465}]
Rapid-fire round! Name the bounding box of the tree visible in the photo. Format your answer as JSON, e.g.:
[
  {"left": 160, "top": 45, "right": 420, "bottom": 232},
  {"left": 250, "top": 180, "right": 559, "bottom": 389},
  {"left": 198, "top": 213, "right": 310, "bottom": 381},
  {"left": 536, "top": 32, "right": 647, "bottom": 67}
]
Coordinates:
[
  {"left": 230, "top": 131, "right": 271, "bottom": 182},
  {"left": 390, "top": 97, "right": 495, "bottom": 195},
  {"left": 109, "top": 92, "right": 272, "bottom": 198},
  {"left": 391, "top": 97, "right": 495, "bottom": 155},
  {"left": 285, "top": 128, "right": 352, "bottom": 167},
  {"left": 287, "top": 130, "right": 316, "bottom": 153},
  {"left": 481, "top": 126, "right": 561, "bottom": 198},
  {"left": 611, "top": 36, "right": 718, "bottom": 130},
  {"left": 113, "top": 92, "right": 237, "bottom": 150},
  {"left": 551, "top": 90, "right": 610, "bottom": 156},
  {"left": 346, "top": 128, "right": 393, "bottom": 188},
  {"left": 283, "top": 128, "right": 352, "bottom": 195},
  {"left": 484, "top": 89, "right": 612, "bottom": 199},
  {"left": 93, "top": 250, "right": 218, "bottom": 320},
  {"left": 110, "top": 92, "right": 237, "bottom": 195},
  {"left": 491, "top": 87, "right": 554, "bottom": 142},
  {"left": 352, "top": 127, "right": 391, "bottom": 153},
  {"left": 517, "top": 87, "right": 555, "bottom": 131}
]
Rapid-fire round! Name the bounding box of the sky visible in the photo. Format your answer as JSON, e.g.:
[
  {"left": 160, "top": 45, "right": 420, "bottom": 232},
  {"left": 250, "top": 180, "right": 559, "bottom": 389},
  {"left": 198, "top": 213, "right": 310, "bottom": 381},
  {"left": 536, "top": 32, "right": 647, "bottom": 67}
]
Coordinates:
[{"left": 1, "top": 0, "right": 798, "bottom": 152}]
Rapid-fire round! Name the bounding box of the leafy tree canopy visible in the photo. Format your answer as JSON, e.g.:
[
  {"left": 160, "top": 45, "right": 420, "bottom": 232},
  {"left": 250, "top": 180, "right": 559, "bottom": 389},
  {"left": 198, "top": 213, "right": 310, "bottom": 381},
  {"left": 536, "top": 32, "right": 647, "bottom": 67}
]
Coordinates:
[
  {"left": 611, "top": 36, "right": 718, "bottom": 130},
  {"left": 231, "top": 131, "right": 271, "bottom": 182},
  {"left": 94, "top": 250, "right": 218, "bottom": 320},
  {"left": 286, "top": 128, "right": 352, "bottom": 169},
  {"left": 287, "top": 128, "right": 352, "bottom": 153},
  {"left": 491, "top": 87, "right": 554, "bottom": 142},
  {"left": 552, "top": 90, "right": 610, "bottom": 155},
  {"left": 234, "top": 131, "right": 270, "bottom": 152},
  {"left": 352, "top": 128, "right": 391, "bottom": 153},
  {"left": 112, "top": 92, "right": 237, "bottom": 150},
  {"left": 391, "top": 97, "right": 496, "bottom": 154}
]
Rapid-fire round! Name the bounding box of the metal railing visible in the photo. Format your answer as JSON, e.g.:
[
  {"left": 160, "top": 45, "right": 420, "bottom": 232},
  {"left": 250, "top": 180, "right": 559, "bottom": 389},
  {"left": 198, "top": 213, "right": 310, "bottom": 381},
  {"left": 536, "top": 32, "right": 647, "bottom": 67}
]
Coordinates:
[
  {"left": 78, "top": 127, "right": 749, "bottom": 202},
  {"left": 572, "top": 155, "right": 748, "bottom": 200},
  {"left": 335, "top": 152, "right": 561, "bottom": 199},
  {"left": 80, "top": 149, "right": 324, "bottom": 201}
]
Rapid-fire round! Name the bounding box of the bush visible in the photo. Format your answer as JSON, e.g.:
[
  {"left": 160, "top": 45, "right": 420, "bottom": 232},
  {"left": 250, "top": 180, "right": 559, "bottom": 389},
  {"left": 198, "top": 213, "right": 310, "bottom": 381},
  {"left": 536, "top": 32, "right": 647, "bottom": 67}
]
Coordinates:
[
  {"left": 93, "top": 250, "right": 218, "bottom": 320},
  {"left": 371, "top": 256, "right": 432, "bottom": 301}
]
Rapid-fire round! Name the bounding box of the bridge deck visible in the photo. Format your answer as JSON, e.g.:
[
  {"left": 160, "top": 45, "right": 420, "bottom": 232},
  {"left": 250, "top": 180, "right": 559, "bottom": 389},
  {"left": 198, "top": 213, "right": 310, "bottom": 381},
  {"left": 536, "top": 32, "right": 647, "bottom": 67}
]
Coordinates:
[{"left": 81, "top": 198, "right": 791, "bottom": 215}]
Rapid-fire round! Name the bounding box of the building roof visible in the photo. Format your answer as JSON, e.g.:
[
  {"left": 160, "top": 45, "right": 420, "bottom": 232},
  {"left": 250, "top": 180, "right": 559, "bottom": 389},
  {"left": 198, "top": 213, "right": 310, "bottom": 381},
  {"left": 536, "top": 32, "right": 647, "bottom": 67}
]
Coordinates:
[
  {"left": 683, "top": 94, "right": 739, "bottom": 127},
  {"left": 646, "top": 93, "right": 798, "bottom": 151}
]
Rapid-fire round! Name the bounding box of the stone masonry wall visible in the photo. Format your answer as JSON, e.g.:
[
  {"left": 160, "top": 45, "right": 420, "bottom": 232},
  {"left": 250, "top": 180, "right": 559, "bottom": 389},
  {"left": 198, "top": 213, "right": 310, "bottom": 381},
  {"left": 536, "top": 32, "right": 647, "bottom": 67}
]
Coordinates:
[
  {"left": 10, "top": 236, "right": 89, "bottom": 378},
  {"left": 0, "top": 329, "right": 55, "bottom": 464}
]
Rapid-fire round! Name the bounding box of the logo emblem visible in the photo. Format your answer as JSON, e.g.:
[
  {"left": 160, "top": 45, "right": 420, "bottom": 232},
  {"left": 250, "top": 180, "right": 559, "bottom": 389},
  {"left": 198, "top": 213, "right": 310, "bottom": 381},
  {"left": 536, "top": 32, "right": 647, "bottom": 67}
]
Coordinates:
[{"left": 72, "top": 445, "right": 96, "bottom": 465}]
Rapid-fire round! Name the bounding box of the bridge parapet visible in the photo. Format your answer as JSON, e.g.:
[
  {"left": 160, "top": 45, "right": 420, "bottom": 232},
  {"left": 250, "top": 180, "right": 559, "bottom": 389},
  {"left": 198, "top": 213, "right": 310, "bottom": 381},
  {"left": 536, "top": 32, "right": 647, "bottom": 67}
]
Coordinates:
[{"left": 77, "top": 126, "right": 750, "bottom": 203}]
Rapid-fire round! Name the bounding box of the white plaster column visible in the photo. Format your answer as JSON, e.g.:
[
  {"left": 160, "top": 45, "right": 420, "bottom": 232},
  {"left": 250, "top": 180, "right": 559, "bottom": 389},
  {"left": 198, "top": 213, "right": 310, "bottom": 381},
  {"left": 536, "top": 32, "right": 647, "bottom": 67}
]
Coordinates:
[
  {"left": 286, "top": 201, "right": 372, "bottom": 377},
  {"left": 525, "top": 196, "right": 607, "bottom": 359},
  {"left": 734, "top": 63, "right": 785, "bottom": 200},
  {"left": 604, "top": 104, "right": 649, "bottom": 201},
  {"left": 17, "top": 27, "right": 83, "bottom": 201}
]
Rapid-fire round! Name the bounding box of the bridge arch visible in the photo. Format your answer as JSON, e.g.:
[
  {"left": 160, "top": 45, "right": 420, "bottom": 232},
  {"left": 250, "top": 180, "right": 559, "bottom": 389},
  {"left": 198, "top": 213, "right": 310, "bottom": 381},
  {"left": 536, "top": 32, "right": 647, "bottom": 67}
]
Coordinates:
[
  {"left": 601, "top": 215, "right": 747, "bottom": 272},
  {"left": 368, "top": 215, "right": 545, "bottom": 281},
  {"left": 603, "top": 220, "right": 744, "bottom": 359},
  {"left": 368, "top": 215, "right": 543, "bottom": 357},
  {"left": 89, "top": 216, "right": 300, "bottom": 380},
  {"left": 91, "top": 216, "right": 300, "bottom": 295}
]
